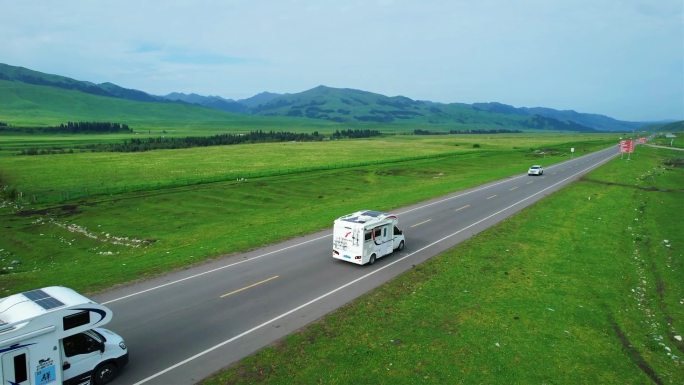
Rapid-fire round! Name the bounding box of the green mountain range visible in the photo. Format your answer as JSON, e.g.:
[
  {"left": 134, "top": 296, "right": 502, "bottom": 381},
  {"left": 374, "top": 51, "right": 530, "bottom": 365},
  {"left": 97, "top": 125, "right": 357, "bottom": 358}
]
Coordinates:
[{"left": 0, "top": 63, "right": 649, "bottom": 132}]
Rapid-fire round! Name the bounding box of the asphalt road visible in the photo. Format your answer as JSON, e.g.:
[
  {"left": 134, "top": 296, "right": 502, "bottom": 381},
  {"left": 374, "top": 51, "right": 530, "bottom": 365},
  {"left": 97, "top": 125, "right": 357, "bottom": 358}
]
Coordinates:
[{"left": 96, "top": 145, "right": 619, "bottom": 384}]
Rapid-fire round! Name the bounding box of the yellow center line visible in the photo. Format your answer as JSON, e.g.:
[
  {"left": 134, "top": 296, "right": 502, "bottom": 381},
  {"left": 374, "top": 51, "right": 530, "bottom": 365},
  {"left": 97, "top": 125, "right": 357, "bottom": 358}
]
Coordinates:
[
  {"left": 221, "top": 275, "right": 279, "bottom": 298},
  {"left": 486, "top": 195, "right": 497, "bottom": 200},
  {"left": 410, "top": 219, "right": 432, "bottom": 228},
  {"left": 454, "top": 204, "right": 470, "bottom": 212},
  {"left": 509, "top": 186, "right": 519, "bottom": 191}
]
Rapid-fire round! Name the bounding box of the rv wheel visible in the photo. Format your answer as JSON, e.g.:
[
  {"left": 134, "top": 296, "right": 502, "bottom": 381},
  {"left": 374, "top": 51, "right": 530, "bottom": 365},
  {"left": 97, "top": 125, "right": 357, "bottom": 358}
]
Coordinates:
[
  {"left": 368, "top": 254, "right": 376, "bottom": 265},
  {"left": 397, "top": 241, "right": 404, "bottom": 251},
  {"left": 93, "top": 362, "right": 118, "bottom": 385}
]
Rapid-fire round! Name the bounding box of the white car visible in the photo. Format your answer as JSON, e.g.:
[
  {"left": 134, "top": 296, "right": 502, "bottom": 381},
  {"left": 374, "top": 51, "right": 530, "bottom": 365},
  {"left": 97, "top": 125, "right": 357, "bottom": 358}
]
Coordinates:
[{"left": 528, "top": 165, "right": 543, "bottom": 176}]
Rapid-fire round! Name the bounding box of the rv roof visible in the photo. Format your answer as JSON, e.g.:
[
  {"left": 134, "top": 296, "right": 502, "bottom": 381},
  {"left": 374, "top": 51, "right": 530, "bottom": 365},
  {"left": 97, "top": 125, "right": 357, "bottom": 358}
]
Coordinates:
[
  {"left": 0, "top": 286, "right": 94, "bottom": 326},
  {"left": 339, "top": 210, "right": 390, "bottom": 224}
]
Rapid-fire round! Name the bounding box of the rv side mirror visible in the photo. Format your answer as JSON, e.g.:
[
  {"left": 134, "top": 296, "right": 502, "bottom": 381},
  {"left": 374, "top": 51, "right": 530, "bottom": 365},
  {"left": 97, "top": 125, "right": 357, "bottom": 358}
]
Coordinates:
[{"left": 63, "top": 362, "right": 71, "bottom": 370}]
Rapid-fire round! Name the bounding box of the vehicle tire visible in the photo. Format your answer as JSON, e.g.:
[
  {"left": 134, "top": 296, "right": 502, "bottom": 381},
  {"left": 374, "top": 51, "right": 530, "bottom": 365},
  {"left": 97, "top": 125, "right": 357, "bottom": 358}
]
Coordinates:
[
  {"left": 368, "top": 254, "right": 376, "bottom": 265},
  {"left": 396, "top": 241, "right": 405, "bottom": 251},
  {"left": 93, "top": 362, "right": 118, "bottom": 385}
]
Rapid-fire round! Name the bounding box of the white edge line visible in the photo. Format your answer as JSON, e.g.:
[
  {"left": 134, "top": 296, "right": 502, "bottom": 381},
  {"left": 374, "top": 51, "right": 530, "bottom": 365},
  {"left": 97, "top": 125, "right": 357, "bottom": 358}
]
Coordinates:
[{"left": 132, "top": 150, "right": 617, "bottom": 384}]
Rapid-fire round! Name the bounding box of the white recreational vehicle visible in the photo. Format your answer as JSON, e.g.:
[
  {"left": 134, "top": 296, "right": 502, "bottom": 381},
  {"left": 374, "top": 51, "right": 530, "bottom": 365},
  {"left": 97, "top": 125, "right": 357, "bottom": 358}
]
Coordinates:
[
  {"left": 0, "top": 286, "right": 128, "bottom": 385},
  {"left": 332, "top": 210, "right": 405, "bottom": 265}
]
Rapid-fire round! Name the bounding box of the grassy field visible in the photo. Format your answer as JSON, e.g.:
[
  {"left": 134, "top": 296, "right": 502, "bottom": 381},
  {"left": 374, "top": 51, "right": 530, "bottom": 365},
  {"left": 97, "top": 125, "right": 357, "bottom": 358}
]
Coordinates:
[
  {"left": 651, "top": 136, "right": 682, "bottom": 149},
  {"left": 0, "top": 134, "right": 615, "bottom": 294},
  {"left": 0, "top": 133, "right": 615, "bottom": 204},
  {"left": 202, "top": 146, "right": 683, "bottom": 385}
]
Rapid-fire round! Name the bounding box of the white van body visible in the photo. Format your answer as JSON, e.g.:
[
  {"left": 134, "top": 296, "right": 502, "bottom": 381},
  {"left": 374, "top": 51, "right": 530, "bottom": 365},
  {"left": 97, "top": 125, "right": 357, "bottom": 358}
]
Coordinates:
[
  {"left": 0, "top": 286, "right": 128, "bottom": 385},
  {"left": 332, "top": 210, "right": 405, "bottom": 265}
]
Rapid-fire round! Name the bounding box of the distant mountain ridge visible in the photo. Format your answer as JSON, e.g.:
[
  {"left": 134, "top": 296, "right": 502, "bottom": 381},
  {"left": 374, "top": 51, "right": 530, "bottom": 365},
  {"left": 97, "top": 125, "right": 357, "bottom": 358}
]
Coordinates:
[
  {"left": 163, "top": 92, "right": 248, "bottom": 113},
  {"left": 0, "top": 62, "right": 645, "bottom": 132},
  {"left": 0, "top": 63, "right": 163, "bottom": 103}
]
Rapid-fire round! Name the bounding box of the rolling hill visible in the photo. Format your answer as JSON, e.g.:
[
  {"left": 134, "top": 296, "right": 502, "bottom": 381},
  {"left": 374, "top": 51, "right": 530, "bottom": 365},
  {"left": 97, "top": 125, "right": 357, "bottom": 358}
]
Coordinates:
[
  {"left": 0, "top": 63, "right": 646, "bottom": 132},
  {"left": 654, "top": 120, "right": 684, "bottom": 132},
  {"left": 247, "top": 85, "right": 606, "bottom": 131},
  {"left": 0, "top": 78, "right": 330, "bottom": 133}
]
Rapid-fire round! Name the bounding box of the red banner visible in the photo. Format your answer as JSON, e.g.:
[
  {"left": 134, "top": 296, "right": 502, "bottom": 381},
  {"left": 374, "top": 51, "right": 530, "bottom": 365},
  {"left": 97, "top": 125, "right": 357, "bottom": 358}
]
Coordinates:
[{"left": 620, "top": 140, "right": 634, "bottom": 153}]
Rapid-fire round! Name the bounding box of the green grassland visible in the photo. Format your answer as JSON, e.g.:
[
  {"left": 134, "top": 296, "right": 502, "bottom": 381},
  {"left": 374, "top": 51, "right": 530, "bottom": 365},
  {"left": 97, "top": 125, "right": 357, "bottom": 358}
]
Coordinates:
[
  {"left": 651, "top": 136, "right": 682, "bottom": 149},
  {"left": 202, "top": 146, "right": 683, "bottom": 385},
  {"left": 0, "top": 133, "right": 616, "bottom": 204},
  {"left": 0, "top": 134, "right": 615, "bottom": 294}
]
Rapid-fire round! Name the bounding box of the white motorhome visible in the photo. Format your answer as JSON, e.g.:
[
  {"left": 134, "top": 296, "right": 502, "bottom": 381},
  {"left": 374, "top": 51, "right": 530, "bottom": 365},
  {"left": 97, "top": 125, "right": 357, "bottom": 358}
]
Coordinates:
[
  {"left": 0, "top": 286, "right": 128, "bottom": 385},
  {"left": 332, "top": 210, "right": 405, "bottom": 265}
]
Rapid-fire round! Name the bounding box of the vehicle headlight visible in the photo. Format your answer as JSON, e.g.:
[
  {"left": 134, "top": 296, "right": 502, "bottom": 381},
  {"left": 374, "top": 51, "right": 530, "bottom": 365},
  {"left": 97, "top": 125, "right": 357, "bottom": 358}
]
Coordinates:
[{"left": 119, "top": 341, "right": 127, "bottom": 350}]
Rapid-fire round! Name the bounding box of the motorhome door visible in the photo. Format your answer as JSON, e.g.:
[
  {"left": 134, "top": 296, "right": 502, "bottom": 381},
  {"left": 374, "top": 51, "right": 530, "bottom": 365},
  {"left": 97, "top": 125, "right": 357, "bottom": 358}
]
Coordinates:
[
  {"left": 2, "top": 347, "right": 30, "bottom": 385},
  {"left": 379, "top": 225, "right": 392, "bottom": 256}
]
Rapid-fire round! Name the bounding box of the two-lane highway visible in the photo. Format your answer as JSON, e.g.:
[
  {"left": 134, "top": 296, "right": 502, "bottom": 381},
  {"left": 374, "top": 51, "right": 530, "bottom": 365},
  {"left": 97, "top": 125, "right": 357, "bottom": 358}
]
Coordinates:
[{"left": 97, "top": 145, "right": 619, "bottom": 384}]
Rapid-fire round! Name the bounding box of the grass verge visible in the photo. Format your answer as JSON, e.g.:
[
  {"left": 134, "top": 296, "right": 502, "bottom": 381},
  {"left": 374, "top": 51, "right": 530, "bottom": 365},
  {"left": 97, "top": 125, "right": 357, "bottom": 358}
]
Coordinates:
[{"left": 201, "top": 146, "right": 683, "bottom": 384}]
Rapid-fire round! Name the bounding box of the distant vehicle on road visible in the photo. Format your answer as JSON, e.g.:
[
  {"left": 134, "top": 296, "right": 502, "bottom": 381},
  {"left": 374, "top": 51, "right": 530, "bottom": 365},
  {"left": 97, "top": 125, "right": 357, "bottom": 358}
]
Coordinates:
[
  {"left": 528, "top": 165, "right": 544, "bottom": 176},
  {"left": 332, "top": 210, "right": 405, "bottom": 265}
]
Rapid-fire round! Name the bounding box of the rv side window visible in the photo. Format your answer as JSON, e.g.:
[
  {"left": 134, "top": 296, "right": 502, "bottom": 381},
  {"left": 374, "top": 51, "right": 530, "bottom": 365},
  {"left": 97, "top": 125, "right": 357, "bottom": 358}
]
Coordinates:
[
  {"left": 365, "top": 231, "right": 371, "bottom": 241},
  {"left": 13, "top": 353, "right": 28, "bottom": 383},
  {"left": 383, "top": 228, "right": 387, "bottom": 237},
  {"left": 63, "top": 310, "right": 90, "bottom": 330},
  {"left": 374, "top": 228, "right": 381, "bottom": 238}
]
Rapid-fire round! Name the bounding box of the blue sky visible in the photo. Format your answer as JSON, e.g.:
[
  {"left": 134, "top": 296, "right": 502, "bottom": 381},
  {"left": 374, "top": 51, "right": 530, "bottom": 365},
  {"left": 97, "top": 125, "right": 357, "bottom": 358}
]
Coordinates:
[{"left": 1, "top": 0, "right": 682, "bottom": 121}]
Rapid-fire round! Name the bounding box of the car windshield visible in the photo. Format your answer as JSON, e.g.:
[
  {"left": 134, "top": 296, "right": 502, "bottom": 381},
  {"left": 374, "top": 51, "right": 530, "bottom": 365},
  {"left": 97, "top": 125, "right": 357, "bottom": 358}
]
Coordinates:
[{"left": 530, "top": 166, "right": 540, "bottom": 169}]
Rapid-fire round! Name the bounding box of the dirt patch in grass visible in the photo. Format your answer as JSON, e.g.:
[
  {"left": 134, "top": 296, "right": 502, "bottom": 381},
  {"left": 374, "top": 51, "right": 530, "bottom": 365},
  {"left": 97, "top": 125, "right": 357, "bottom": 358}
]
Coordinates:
[
  {"left": 610, "top": 318, "right": 664, "bottom": 385},
  {"left": 580, "top": 177, "right": 683, "bottom": 192},
  {"left": 663, "top": 158, "right": 684, "bottom": 168},
  {"left": 15, "top": 204, "right": 81, "bottom": 217}
]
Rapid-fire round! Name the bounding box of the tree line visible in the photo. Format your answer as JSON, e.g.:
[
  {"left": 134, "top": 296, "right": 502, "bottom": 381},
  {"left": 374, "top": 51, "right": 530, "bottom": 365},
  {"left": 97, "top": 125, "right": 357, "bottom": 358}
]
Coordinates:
[
  {"left": 79, "top": 130, "right": 324, "bottom": 153},
  {"left": 331, "top": 129, "right": 381, "bottom": 139},
  {"left": 414, "top": 128, "right": 522, "bottom": 135},
  {"left": 0, "top": 121, "right": 131, "bottom": 134},
  {"left": 16, "top": 129, "right": 390, "bottom": 155}
]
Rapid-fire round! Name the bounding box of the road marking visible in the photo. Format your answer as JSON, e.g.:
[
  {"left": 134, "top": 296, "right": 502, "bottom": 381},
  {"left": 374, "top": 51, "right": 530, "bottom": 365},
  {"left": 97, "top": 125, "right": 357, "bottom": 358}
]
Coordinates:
[
  {"left": 486, "top": 195, "right": 497, "bottom": 200},
  {"left": 221, "top": 276, "right": 279, "bottom": 298},
  {"left": 454, "top": 204, "right": 470, "bottom": 212},
  {"left": 509, "top": 186, "right": 518, "bottom": 191},
  {"left": 526, "top": 181, "right": 533, "bottom": 185},
  {"left": 131, "top": 150, "right": 619, "bottom": 385},
  {"left": 102, "top": 234, "right": 330, "bottom": 305},
  {"left": 106, "top": 146, "right": 620, "bottom": 305},
  {"left": 410, "top": 219, "right": 432, "bottom": 228}
]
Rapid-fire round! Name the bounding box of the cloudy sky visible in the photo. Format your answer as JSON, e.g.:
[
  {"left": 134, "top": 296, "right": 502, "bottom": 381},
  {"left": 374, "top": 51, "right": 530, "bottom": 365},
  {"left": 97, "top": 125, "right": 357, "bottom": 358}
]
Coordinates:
[{"left": 1, "top": 0, "right": 682, "bottom": 121}]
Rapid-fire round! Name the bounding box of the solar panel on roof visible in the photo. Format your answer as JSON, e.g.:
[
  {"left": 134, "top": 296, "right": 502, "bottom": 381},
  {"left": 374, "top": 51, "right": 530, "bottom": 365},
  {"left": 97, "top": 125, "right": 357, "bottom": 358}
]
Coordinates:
[
  {"left": 23, "top": 289, "right": 64, "bottom": 310},
  {"left": 363, "top": 210, "right": 384, "bottom": 217}
]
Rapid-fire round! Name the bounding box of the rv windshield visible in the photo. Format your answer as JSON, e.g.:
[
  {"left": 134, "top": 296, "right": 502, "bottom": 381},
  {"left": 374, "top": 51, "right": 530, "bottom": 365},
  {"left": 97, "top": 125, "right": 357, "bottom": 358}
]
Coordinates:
[{"left": 63, "top": 330, "right": 105, "bottom": 357}]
